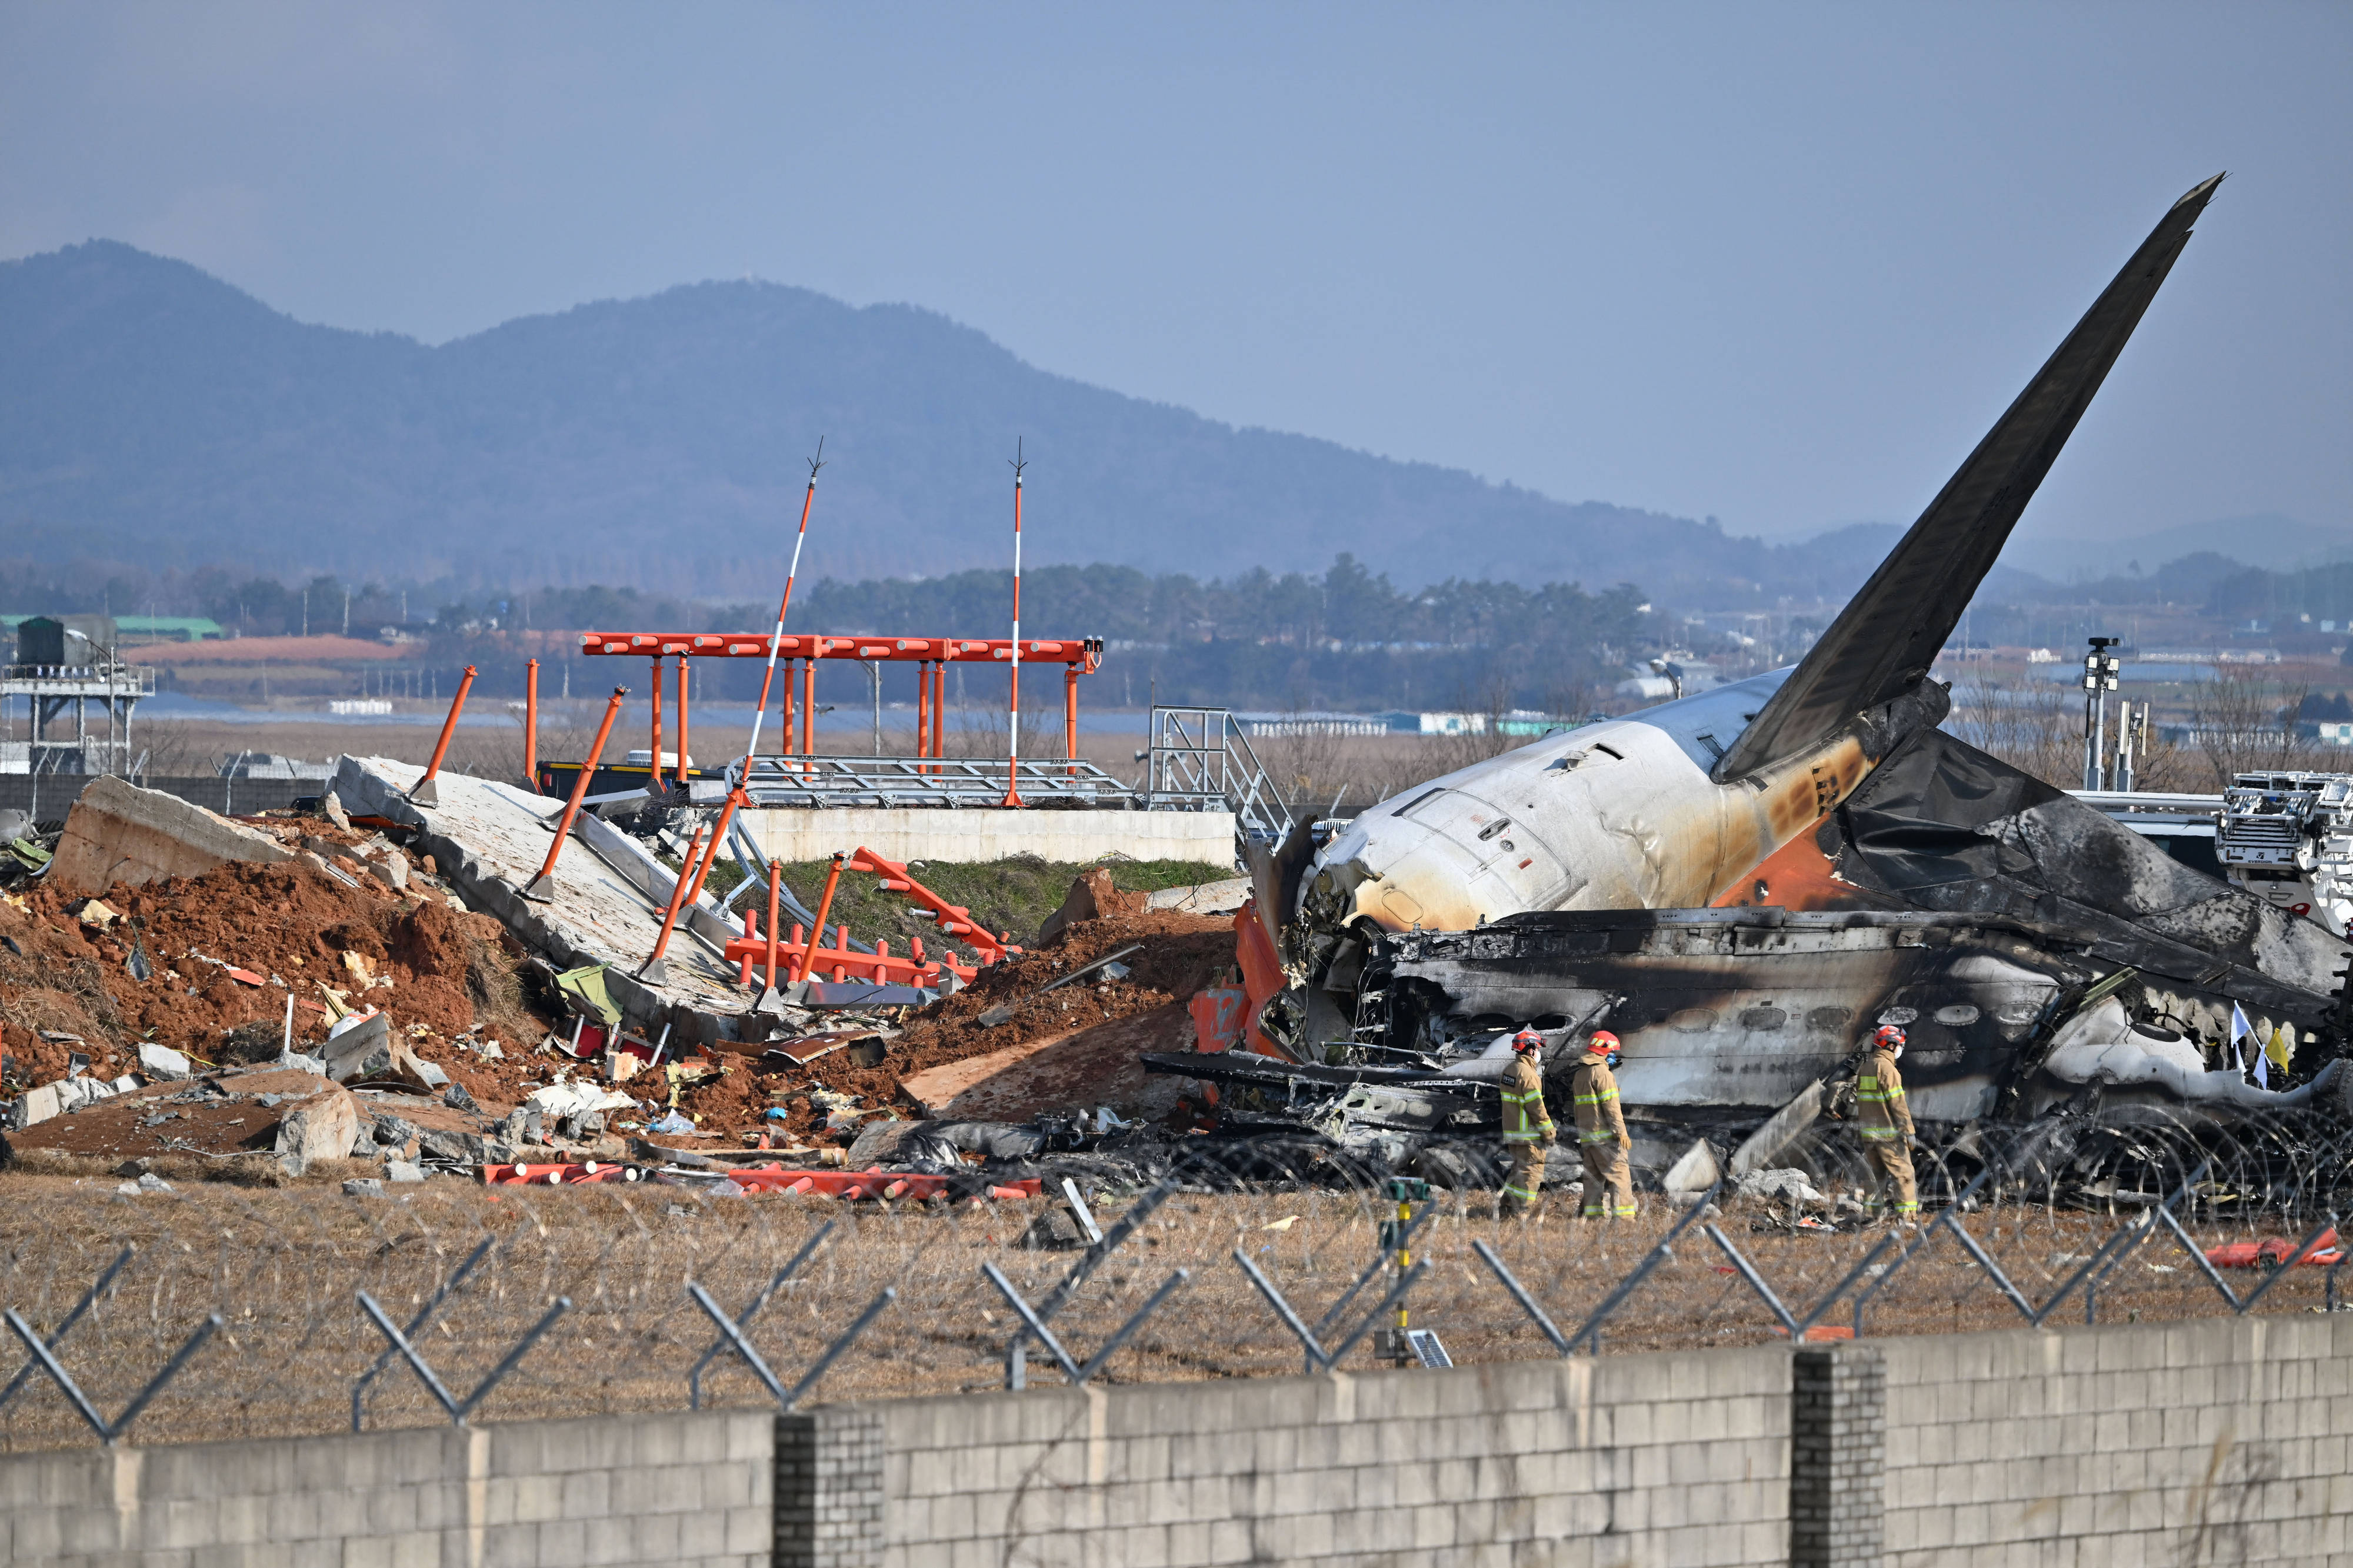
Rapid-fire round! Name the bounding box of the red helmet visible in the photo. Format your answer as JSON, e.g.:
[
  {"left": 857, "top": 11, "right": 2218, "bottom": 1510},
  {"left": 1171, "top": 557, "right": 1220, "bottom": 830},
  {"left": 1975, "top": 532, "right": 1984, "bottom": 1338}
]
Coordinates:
[
  {"left": 1873, "top": 1023, "right": 1907, "bottom": 1049},
  {"left": 1588, "top": 1030, "right": 1622, "bottom": 1062},
  {"left": 1511, "top": 1027, "right": 1544, "bottom": 1053}
]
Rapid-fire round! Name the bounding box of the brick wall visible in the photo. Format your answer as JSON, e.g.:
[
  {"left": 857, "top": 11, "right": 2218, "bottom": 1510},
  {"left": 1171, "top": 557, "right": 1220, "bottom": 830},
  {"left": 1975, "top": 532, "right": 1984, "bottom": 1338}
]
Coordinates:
[
  {"left": 0, "top": 1409, "right": 772, "bottom": 1567},
  {"left": 1880, "top": 1315, "right": 2353, "bottom": 1566},
  {"left": 2, "top": 1316, "right": 2349, "bottom": 1566},
  {"left": 1792, "top": 1344, "right": 1885, "bottom": 1567},
  {"left": 862, "top": 1351, "right": 1791, "bottom": 1567}
]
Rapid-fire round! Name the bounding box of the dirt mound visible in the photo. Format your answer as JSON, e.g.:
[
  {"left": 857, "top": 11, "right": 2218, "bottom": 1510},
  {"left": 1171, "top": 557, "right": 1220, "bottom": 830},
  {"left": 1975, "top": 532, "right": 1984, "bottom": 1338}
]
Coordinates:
[{"left": 0, "top": 856, "right": 552, "bottom": 1097}]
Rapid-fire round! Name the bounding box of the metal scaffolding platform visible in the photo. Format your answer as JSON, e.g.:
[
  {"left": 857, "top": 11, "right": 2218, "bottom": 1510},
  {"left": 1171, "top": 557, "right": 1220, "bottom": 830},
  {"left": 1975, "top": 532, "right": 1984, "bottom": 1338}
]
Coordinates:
[
  {"left": 736, "top": 753, "right": 1135, "bottom": 809},
  {"left": 1, "top": 662, "right": 156, "bottom": 776}
]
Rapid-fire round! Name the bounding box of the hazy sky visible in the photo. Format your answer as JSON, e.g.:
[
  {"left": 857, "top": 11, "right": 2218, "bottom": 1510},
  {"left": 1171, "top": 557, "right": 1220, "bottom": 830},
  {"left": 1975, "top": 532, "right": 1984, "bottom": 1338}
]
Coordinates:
[{"left": 3, "top": 3, "right": 2347, "bottom": 547}]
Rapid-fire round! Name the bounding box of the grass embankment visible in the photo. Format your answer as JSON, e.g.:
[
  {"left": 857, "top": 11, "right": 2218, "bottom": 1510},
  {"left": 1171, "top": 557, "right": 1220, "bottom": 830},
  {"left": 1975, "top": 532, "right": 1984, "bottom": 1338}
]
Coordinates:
[{"left": 696, "top": 853, "right": 1235, "bottom": 960}]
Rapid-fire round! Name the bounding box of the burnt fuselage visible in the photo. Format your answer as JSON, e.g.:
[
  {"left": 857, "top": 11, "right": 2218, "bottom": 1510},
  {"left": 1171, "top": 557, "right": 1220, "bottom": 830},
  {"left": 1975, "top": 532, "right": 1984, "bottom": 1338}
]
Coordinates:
[{"left": 1367, "top": 908, "right": 2090, "bottom": 1123}]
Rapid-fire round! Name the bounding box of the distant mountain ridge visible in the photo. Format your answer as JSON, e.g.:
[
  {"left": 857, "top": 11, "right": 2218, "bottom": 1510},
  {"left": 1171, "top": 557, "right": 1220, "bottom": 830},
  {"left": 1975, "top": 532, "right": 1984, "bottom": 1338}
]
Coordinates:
[{"left": 0, "top": 241, "right": 2315, "bottom": 604}]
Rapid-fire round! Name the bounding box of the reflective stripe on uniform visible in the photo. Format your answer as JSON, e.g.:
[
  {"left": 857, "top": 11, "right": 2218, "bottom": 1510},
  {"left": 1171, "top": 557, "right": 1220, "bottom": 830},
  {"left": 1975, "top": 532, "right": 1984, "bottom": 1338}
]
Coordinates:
[
  {"left": 1856, "top": 1069, "right": 1905, "bottom": 1139},
  {"left": 1500, "top": 1081, "right": 1553, "bottom": 1144}
]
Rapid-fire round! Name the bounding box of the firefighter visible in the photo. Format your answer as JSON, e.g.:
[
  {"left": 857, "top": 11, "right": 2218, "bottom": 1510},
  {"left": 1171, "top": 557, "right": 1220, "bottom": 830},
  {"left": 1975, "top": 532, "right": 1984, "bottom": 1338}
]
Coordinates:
[
  {"left": 1497, "top": 1027, "right": 1555, "bottom": 1218},
  {"left": 1857, "top": 1023, "right": 1919, "bottom": 1218},
  {"left": 1571, "top": 1030, "right": 1637, "bottom": 1220}
]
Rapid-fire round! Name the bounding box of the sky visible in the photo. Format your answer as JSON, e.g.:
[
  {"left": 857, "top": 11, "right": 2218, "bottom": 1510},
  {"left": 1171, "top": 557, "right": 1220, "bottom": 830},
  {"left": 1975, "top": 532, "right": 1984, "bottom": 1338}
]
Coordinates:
[{"left": 2, "top": 2, "right": 2348, "bottom": 551}]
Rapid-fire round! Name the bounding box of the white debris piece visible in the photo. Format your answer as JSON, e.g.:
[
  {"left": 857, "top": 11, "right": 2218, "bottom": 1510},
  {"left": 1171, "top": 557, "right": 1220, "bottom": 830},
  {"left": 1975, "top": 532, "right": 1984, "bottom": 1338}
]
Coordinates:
[
  {"left": 137, "top": 1043, "right": 193, "bottom": 1080},
  {"left": 1663, "top": 1138, "right": 1721, "bottom": 1203},
  {"left": 8, "top": 1083, "right": 62, "bottom": 1129},
  {"left": 55, "top": 1076, "right": 118, "bottom": 1114},
  {"left": 523, "top": 1079, "right": 636, "bottom": 1118},
  {"left": 1734, "top": 1167, "right": 1829, "bottom": 1207}
]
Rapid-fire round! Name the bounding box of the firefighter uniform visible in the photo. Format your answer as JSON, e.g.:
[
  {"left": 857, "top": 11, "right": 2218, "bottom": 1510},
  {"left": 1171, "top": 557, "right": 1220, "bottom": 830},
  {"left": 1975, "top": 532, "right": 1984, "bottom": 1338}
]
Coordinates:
[
  {"left": 1498, "top": 1051, "right": 1555, "bottom": 1217},
  {"left": 1569, "top": 1047, "right": 1636, "bottom": 1219},
  {"left": 1856, "top": 1045, "right": 1918, "bottom": 1216}
]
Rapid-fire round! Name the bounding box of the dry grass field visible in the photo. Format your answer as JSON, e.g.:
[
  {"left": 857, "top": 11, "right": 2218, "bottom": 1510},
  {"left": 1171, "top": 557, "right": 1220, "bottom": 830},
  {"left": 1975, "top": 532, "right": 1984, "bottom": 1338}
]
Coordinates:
[{"left": 0, "top": 1172, "right": 2335, "bottom": 1453}]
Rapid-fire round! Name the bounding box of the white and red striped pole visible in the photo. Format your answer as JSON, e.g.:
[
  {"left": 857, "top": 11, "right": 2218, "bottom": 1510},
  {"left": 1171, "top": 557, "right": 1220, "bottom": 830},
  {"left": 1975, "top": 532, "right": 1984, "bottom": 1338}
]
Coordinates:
[
  {"left": 741, "top": 439, "right": 825, "bottom": 780},
  {"left": 1002, "top": 441, "right": 1026, "bottom": 808}
]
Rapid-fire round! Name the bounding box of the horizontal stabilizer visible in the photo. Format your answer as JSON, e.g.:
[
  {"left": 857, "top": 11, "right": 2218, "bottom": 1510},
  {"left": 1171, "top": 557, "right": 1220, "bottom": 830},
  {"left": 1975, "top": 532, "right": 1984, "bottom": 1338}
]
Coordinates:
[{"left": 1714, "top": 174, "right": 2224, "bottom": 782}]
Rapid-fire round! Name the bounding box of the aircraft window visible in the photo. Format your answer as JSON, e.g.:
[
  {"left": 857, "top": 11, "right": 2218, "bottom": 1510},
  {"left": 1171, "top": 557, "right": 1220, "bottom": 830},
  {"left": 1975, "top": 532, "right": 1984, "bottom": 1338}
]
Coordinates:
[
  {"left": 1806, "top": 1005, "right": 1854, "bottom": 1030},
  {"left": 1934, "top": 1005, "right": 1981, "bottom": 1026},
  {"left": 1739, "top": 1006, "right": 1788, "bottom": 1029},
  {"left": 1667, "top": 1007, "right": 1717, "bottom": 1033}
]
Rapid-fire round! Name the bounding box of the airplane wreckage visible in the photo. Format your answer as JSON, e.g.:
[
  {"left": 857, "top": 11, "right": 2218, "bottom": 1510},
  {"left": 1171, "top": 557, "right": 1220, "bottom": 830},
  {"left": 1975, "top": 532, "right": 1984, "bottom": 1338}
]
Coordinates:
[{"left": 1149, "top": 174, "right": 2353, "bottom": 1207}]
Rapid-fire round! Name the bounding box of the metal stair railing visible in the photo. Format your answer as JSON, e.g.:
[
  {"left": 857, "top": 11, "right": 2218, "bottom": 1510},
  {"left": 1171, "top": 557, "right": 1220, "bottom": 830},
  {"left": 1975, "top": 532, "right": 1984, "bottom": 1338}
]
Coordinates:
[{"left": 1145, "top": 706, "right": 1294, "bottom": 843}]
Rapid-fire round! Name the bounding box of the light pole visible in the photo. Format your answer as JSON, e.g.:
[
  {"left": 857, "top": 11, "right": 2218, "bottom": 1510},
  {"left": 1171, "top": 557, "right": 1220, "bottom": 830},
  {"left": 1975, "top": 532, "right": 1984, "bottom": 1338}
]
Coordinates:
[{"left": 2082, "top": 637, "right": 2121, "bottom": 790}]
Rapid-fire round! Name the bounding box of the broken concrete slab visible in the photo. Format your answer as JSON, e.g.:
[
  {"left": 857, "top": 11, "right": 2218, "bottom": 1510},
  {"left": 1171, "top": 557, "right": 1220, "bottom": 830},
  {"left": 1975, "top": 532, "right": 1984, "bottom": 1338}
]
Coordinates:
[
  {"left": 365, "top": 850, "right": 409, "bottom": 892},
  {"left": 328, "top": 755, "right": 754, "bottom": 1046},
  {"left": 136, "top": 1042, "right": 192, "bottom": 1080},
  {"left": 1145, "top": 876, "right": 1254, "bottom": 916},
  {"left": 272, "top": 1083, "right": 361, "bottom": 1163},
  {"left": 48, "top": 775, "right": 294, "bottom": 895},
  {"left": 391, "top": 1042, "right": 448, "bottom": 1092},
  {"left": 8, "top": 1081, "right": 61, "bottom": 1130},
  {"left": 844, "top": 1116, "right": 920, "bottom": 1167}
]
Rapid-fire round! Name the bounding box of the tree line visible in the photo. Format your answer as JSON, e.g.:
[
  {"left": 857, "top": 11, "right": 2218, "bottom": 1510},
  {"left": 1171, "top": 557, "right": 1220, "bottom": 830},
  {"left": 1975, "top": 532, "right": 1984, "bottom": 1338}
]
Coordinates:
[{"left": 1, "top": 554, "right": 1655, "bottom": 713}]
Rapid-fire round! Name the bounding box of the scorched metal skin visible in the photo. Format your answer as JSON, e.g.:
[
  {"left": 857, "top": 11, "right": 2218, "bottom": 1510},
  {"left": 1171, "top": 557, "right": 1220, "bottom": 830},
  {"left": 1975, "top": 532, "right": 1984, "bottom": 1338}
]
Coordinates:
[{"left": 1360, "top": 909, "right": 2345, "bottom": 1123}]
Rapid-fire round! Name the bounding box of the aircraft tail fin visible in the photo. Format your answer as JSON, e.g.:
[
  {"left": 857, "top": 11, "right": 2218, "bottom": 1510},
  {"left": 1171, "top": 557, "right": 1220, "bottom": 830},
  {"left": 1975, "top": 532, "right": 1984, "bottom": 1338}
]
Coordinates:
[{"left": 1714, "top": 174, "right": 2224, "bottom": 783}]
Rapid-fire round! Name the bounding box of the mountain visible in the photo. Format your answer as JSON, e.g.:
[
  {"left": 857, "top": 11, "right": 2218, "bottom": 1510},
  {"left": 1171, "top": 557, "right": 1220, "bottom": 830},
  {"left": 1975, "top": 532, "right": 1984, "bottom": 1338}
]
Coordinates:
[
  {"left": 1999, "top": 514, "right": 2353, "bottom": 583},
  {"left": 0, "top": 241, "right": 2251, "bottom": 605}
]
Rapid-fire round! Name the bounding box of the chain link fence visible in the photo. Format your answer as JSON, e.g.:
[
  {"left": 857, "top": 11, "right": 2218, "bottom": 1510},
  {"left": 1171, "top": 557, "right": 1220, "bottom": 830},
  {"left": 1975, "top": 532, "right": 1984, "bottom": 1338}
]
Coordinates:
[{"left": 2, "top": 1109, "right": 2347, "bottom": 1453}]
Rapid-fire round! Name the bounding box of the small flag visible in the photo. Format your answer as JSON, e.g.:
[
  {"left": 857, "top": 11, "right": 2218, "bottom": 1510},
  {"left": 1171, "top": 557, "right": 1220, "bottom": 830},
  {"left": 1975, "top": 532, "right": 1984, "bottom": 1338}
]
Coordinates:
[
  {"left": 2229, "top": 1001, "right": 2252, "bottom": 1044},
  {"left": 2253, "top": 1036, "right": 2269, "bottom": 1090},
  {"left": 2267, "top": 1025, "right": 2295, "bottom": 1079}
]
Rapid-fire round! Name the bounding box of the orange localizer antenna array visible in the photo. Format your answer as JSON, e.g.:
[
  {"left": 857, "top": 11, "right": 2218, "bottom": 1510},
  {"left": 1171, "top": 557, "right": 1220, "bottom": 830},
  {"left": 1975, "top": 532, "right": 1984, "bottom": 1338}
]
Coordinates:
[
  {"left": 649, "top": 656, "right": 665, "bottom": 791},
  {"left": 523, "top": 658, "right": 541, "bottom": 791},
  {"left": 522, "top": 686, "right": 627, "bottom": 902},
  {"left": 409, "top": 665, "right": 477, "bottom": 809},
  {"left": 1002, "top": 441, "right": 1026, "bottom": 808}
]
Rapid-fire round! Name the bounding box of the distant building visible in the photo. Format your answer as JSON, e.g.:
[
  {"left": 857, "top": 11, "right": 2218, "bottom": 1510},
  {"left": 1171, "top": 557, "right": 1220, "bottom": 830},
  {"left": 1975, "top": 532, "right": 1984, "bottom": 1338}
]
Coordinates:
[
  {"left": 12, "top": 614, "right": 116, "bottom": 666},
  {"left": 217, "top": 753, "right": 336, "bottom": 780},
  {"left": 114, "top": 616, "right": 224, "bottom": 643},
  {"left": 2, "top": 615, "right": 154, "bottom": 775},
  {"left": 1229, "top": 710, "right": 1574, "bottom": 739}
]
